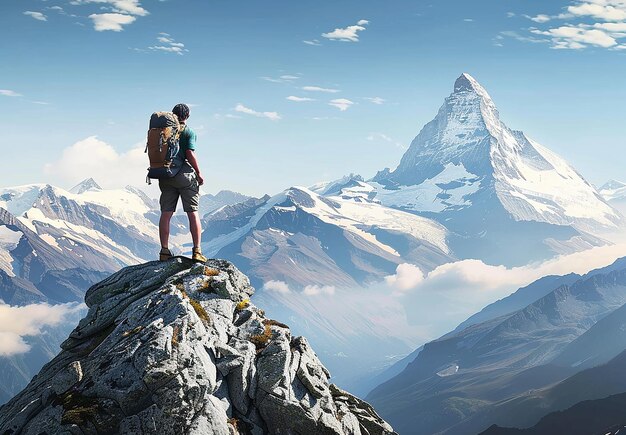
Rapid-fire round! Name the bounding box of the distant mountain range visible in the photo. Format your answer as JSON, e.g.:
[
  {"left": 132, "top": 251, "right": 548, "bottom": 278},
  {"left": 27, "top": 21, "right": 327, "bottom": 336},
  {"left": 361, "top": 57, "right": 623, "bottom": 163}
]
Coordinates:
[
  {"left": 366, "top": 257, "right": 626, "bottom": 434},
  {"left": 202, "top": 184, "right": 453, "bottom": 289},
  {"left": 600, "top": 179, "right": 626, "bottom": 216}
]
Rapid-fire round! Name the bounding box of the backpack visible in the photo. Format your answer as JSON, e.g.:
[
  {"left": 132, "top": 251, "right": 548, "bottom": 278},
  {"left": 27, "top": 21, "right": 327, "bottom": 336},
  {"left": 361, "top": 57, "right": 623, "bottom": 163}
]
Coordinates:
[{"left": 145, "top": 112, "right": 185, "bottom": 183}]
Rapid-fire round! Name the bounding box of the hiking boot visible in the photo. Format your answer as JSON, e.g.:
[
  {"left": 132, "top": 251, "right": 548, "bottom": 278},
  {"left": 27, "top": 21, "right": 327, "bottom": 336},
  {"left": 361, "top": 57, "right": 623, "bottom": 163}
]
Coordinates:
[
  {"left": 159, "top": 247, "right": 173, "bottom": 261},
  {"left": 192, "top": 247, "right": 207, "bottom": 263}
]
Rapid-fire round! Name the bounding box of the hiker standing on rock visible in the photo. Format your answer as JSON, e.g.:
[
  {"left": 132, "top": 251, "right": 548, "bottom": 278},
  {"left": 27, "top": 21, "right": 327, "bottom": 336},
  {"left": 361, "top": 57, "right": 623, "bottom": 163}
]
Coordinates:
[{"left": 157, "top": 103, "right": 207, "bottom": 262}]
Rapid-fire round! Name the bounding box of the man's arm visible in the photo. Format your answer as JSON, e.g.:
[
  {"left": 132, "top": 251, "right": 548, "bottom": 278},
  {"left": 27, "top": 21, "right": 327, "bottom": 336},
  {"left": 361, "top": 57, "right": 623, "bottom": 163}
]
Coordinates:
[{"left": 185, "top": 149, "right": 204, "bottom": 186}]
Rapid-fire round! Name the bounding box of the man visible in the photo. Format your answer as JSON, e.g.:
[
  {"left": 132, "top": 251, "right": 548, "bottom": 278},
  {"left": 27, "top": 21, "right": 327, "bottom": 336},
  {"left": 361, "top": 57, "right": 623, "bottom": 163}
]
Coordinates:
[{"left": 158, "top": 103, "right": 207, "bottom": 262}]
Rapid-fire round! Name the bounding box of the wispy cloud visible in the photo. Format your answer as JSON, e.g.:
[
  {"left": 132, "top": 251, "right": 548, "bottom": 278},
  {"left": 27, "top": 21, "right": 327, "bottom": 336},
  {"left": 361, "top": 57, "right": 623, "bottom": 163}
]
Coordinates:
[
  {"left": 329, "top": 98, "right": 354, "bottom": 111},
  {"left": 234, "top": 103, "right": 281, "bottom": 121},
  {"left": 367, "top": 132, "right": 406, "bottom": 150},
  {"left": 0, "top": 90, "right": 22, "bottom": 97},
  {"left": 303, "top": 39, "right": 322, "bottom": 46},
  {"left": 0, "top": 302, "right": 83, "bottom": 356},
  {"left": 286, "top": 96, "right": 315, "bottom": 102},
  {"left": 24, "top": 11, "right": 48, "bottom": 21},
  {"left": 526, "top": 14, "right": 552, "bottom": 23},
  {"left": 302, "top": 86, "right": 340, "bottom": 93},
  {"left": 261, "top": 74, "right": 300, "bottom": 83},
  {"left": 322, "top": 19, "right": 370, "bottom": 42},
  {"left": 364, "top": 96, "right": 385, "bottom": 105},
  {"left": 47, "top": 5, "right": 77, "bottom": 17},
  {"left": 148, "top": 33, "right": 188, "bottom": 55}
]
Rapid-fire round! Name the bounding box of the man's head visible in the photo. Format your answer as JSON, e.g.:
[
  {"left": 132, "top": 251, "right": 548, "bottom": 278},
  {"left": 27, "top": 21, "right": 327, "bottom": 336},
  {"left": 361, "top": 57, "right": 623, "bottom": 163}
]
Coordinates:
[{"left": 172, "top": 103, "right": 190, "bottom": 122}]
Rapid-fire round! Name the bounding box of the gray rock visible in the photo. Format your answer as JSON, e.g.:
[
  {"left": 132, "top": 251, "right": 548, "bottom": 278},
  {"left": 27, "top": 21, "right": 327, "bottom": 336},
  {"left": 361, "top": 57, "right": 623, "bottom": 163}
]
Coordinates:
[
  {"left": 0, "top": 258, "right": 396, "bottom": 435},
  {"left": 51, "top": 361, "right": 83, "bottom": 395}
]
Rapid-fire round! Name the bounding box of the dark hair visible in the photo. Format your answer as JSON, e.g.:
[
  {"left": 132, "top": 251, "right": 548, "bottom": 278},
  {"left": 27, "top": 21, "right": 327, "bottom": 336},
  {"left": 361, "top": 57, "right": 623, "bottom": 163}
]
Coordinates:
[{"left": 172, "top": 103, "right": 190, "bottom": 121}]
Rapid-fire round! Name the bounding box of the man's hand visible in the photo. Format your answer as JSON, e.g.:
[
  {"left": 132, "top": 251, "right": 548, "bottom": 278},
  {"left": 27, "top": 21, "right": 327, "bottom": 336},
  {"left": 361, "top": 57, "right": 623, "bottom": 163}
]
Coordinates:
[{"left": 197, "top": 173, "right": 204, "bottom": 186}]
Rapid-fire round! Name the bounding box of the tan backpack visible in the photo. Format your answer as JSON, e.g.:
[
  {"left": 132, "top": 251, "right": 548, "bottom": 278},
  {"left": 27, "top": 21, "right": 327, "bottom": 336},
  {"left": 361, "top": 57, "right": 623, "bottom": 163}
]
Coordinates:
[{"left": 145, "top": 112, "right": 184, "bottom": 183}]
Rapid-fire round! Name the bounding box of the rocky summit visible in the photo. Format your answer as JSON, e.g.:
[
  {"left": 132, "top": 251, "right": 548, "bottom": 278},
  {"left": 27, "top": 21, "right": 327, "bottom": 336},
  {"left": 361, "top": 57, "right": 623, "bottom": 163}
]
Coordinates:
[{"left": 0, "top": 258, "right": 395, "bottom": 435}]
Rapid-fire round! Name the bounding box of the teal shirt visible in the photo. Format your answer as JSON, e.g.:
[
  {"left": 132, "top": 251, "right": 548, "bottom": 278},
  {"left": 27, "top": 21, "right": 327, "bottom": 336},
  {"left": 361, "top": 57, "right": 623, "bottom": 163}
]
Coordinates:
[{"left": 178, "top": 124, "right": 196, "bottom": 161}]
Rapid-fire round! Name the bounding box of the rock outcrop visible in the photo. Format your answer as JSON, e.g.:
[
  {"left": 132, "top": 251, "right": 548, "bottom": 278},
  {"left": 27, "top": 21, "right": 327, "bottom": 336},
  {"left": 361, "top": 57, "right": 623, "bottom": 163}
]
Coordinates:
[{"left": 0, "top": 258, "right": 395, "bottom": 435}]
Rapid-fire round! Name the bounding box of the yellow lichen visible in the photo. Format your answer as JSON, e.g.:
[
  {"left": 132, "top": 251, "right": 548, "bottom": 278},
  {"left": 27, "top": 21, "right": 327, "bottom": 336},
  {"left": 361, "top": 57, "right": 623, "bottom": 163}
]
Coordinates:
[
  {"left": 236, "top": 299, "right": 250, "bottom": 311},
  {"left": 263, "top": 319, "right": 289, "bottom": 329},
  {"left": 122, "top": 326, "right": 143, "bottom": 337},
  {"left": 203, "top": 266, "right": 220, "bottom": 276},
  {"left": 227, "top": 417, "right": 239, "bottom": 432},
  {"left": 189, "top": 298, "right": 211, "bottom": 325},
  {"left": 249, "top": 324, "right": 273, "bottom": 351},
  {"left": 171, "top": 324, "right": 180, "bottom": 347}
]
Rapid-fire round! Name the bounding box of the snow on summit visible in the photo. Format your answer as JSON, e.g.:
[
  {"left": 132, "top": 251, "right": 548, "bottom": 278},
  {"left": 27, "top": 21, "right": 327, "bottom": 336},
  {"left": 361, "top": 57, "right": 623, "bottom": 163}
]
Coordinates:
[{"left": 373, "top": 73, "right": 622, "bottom": 233}]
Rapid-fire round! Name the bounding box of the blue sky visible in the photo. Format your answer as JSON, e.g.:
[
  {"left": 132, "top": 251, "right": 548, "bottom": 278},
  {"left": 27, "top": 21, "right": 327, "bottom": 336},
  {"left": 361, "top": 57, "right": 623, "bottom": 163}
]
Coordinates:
[{"left": 1, "top": 0, "right": 625, "bottom": 196}]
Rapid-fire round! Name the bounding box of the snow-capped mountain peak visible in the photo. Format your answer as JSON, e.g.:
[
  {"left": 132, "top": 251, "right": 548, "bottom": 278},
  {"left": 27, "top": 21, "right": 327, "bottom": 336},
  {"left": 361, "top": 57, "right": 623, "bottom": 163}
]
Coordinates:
[
  {"left": 454, "top": 72, "right": 493, "bottom": 101},
  {"left": 600, "top": 179, "right": 626, "bottom": 192},
  {"left": 69, "top": 178, "right": 102, "bottom": 194},
  {"left": 372, "top": 73, "right": 622, "bottom": 238}
]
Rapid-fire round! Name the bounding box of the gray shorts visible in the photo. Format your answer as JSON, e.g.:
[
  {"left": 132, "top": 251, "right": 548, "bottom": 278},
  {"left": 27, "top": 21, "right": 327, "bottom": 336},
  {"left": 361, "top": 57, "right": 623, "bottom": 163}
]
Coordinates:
[{"left": 159, "top": 164, "right": 200, "bottom": 212}]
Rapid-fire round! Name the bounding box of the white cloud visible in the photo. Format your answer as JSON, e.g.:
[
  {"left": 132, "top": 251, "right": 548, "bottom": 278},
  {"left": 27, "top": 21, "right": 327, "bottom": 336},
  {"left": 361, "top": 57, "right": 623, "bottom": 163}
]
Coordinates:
[
  {"left": 568, "top": 2, "right": 626, "bottom": 21},
  {"left": 70, "top": 0, "right": 148, "bottom": 17},
  {"left": 263, "top": 280, "right": 291, "bottom": 294},
  {"left": 329, "top": 98, "right": 354, "bottom": 111},
  {"left": 530, "top": 14, "right": 552, "bottom": 23},
  {"left": 302, "top": 86, "right": 340, "bottom": 93},
  {"left": 146, "top": 33, "right": 188, "bottom": 55},
  {"left": 499, "top": 30, "right": 549, "bottom": 44},
  {"left": 0, "top": 90, "right": 22, "bottom": 97},
  {"left": 303, "top": 284, "right": 336, "bottom": 296},
  {"left": 385, "top": 243, "right": 626, "bottom": 333},
  {"left": 43, "top": 136, "right": 148, "bottom": 189},
  {"left": 366, "top": 132, "right": 407, "bottom": 150},
  {"left": 24, "top": 11, "right": 48, "bottom": 21},
  {"left": 286, "top": 96, "right": 315, "bottom": 102},
  {"left": 532, "top": 25, "right": 617, "bottom": 48},
  {"left": 0, "top": 302, "right": 83, "bottom": 356},
  {"left": 89, "top": 13, "right": 136, "bottom": 31},
  {"left": 595, "top": 21, "right": 626, "bottom": 31},
  {"left": 384, "top": 263, "right": 424, "bottom": 293},
  {"left": 523, "top": 0, "right": 626, "bottom": 49},
  {"left": 387, "top": 243, "right": 626, "bottom": 296},
  {"left": 261, "top": 74, "right": 299, "bottom": 83},
  {"left": 234, "top": 103, "right": 281, "bottom": 121},
  {"left": 364, "top": 96, "right": 385, "bottom": 104},
  {"left": 322, "top": 19, "right": 370, "bottom": 42},
  {"left": 303, "top": 39, "right": 322, "bottom": 46}
]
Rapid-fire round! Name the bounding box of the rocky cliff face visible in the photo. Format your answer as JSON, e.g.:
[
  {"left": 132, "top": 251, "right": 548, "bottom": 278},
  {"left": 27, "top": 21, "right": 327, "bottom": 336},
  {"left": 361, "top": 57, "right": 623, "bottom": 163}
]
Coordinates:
[{"left": 0, "top": 258, "right": 395, "bottom": 435}]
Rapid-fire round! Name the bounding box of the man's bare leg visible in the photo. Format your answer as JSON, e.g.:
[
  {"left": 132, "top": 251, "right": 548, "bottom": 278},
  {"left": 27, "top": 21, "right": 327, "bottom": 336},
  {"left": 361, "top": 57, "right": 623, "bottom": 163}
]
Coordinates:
[
  {"left": 187, "top": 211, "right": 202, "bottom": 250},
  {"left": 187, "top": 211, "right": 207, "bottom": 261},
  {"left": 159, "top": 211, "right": 174, "bottom": 249}
]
